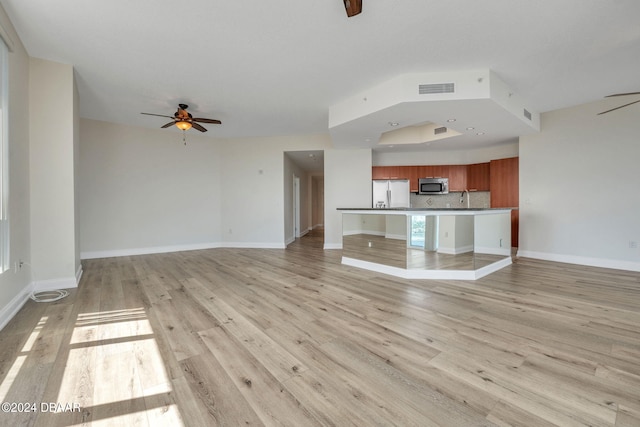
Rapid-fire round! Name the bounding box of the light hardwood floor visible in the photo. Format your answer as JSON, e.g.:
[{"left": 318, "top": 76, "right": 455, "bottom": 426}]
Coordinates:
[{"left": 1, "top": 229, "right": 639, "bottom": 426}]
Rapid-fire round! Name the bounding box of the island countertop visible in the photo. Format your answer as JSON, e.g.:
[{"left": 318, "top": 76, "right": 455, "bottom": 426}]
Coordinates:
[{"left": 337, "top": 207, "right": 515, "bottom": 215}]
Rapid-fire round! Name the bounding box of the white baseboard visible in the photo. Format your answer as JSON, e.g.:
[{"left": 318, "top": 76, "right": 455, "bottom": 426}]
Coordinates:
[
  {"left": 81, "top": 242, "right": 224, "bottom": 259},
  {"left": 32, "top": 275, "right": 79, "bottom": 292},
  {"left": 324, "top": 243, "right": 342, "bottom": 250},
  {"left": 76, "top": 264, "right": 83, "bottom": 284},
  {"left": 222, "top": 242, "right": 286, "bottom": 249},
  {"left": 517, "top": 250, "right": 640, "bottom": 272},
  {"left": 0, "top": 287, "right": 31, "bottom": 332},
  {"left": 313, "top": 224, "right": 324, "bottom": 229},
  {"left": 0, "top": 265, "right": 83, "bottom": 332}
]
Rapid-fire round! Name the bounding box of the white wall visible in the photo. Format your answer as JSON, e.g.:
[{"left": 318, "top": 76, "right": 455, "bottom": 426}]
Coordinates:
[
  {"left": 373, "top": 141, "right": 518, "bottom": 166},
  {"left": 80, "top": 126, "right": 334, "bottom": 254},
  {"left": 219, "top": 134, "right": 331, "bottom": 248},
  {"left": 29, "top": 58, "right": 79, "bottom": 289},
  {"left": 519, "top": 98, "right": 640, "bottom": 271},
  {"left": 324, "top": 149, "right": 372, "bottom": 248},
  {"left": 79, "top": 119, "right": 223, "bottom": 258},
  {"left": 0, "top": 8, "right": 32, "bottom": 329}
]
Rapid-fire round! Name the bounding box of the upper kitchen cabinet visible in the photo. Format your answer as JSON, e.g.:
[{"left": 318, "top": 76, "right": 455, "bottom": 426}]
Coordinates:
[
  {"left": 372, "top": 166, "right": 408, "bottom": 180},
  {"left": 407, "top": 166, "right": 420, "bottom": 192},
  {"left": 447, "top": 165, "right": 467, "bottom": 192},
  {"left": 417, "top": 165, "right": 436, "bottom": 179},
  {"left": 466, "top": 162, "right": 490, "bottom": 191}
]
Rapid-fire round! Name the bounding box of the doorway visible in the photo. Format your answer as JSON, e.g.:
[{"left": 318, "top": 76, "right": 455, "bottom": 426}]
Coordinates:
[{"left": 283, "top": 151, "right": 324, "bottom": 246}]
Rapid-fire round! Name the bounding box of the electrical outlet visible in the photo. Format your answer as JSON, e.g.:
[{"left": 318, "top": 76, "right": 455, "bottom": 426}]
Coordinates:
[{"left": 629, "top": 241, "right": 638, "bottom": 249}]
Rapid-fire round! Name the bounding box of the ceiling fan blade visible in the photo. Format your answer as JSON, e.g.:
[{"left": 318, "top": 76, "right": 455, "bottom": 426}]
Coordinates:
[
  {"left": 193, "top": 118, "right": 222, "bottom": 124},
  {"left": 141, "top": 112, "right": 174, "bottom": 119},
  {"left": 161, "top": 121, "right": 175, "bottom": 128},
  {"left": 598, "top": 99, "right": 640, "bottom": 115},
  {"left": 343, "top": 0, "right": 362, "bottom": 17},
  {"left": 605, "top": 92, "right": 640, "bottom": 98},
  {"left": 191, "top": 122, "right": 208, "bottom": 132}
]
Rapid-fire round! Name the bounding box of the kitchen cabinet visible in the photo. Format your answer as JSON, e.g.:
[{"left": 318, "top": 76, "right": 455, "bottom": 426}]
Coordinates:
[
  {"left": 466, "top": 162, "right": 490, "bottom": 191},
  {"left": 372, "top": 166, "right": 407, "bottom": 180},
  {"left": 417, "top": 165, "right": 435, "bottom": 179},
  {"left": 490, "top": 157, "right": 519, "bottom": 247},
  {"left": 407, "top": 166, "right": 420, "bottom": 192},
  {"left": 372, "top": 158, "right": 507, "bottom": 198},
  {"left": 447, "top": 165, "right": 467, "bottom": 192},
  {"left": 431, "top": 165, "right": 449, "bottom": 179}
]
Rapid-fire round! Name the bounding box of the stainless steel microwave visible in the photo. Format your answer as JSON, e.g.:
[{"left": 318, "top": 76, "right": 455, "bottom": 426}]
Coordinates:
[{"left": 418, "top": 178, "right": 449, "bottom": 195}]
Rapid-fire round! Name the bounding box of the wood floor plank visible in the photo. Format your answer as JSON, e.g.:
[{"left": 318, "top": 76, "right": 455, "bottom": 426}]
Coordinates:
[
  {"left": 179, "top": 352, "right": 263, "bottom": 426},
  {"left": 199, "top": 325, "right": 321, "bottom": 426}
]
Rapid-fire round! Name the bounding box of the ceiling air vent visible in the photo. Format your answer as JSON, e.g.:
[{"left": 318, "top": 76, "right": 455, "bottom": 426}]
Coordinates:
[
  {"left": 523, "top": 108, "right": 532, "bottom": 120},
  {"left": 419, "top": 83, "right": 455, "bottom": 95},
  {"left": 434, "top": 126, "right": 447, "bottom": 135}
]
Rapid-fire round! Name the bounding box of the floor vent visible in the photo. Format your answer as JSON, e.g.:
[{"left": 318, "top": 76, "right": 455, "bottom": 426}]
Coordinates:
[
  {"left": 523, "top": 108, "right": 532, "bottom": 120},
  {"left": 419, "top": 83, "right": 455, "bottom": 95},
  {"left": 434, "top": 126, "right": 447, "bottom": 135}
]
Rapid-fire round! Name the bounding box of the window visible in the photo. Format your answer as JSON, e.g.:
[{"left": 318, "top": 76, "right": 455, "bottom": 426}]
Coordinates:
[{"left": 0, "top": 38, "right": 8, "bottom": 273}]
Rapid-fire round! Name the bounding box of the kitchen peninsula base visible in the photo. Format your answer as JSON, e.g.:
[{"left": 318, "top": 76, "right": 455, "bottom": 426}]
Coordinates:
[{"left": 339, "top": 208, "right": 514, "bottom": 280}]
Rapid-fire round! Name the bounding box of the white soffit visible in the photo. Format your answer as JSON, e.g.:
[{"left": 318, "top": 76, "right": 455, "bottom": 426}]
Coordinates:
[
  {"left": 378, "top": 122, "right": 461, "bottom": 146},
  {"left": 328, "top": 70, "right": 540, "bottom": 150}
]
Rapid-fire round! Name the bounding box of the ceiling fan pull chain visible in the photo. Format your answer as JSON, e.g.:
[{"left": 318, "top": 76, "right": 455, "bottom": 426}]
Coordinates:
[{"left": 183, "top": 130, "right": 187, "bottom": 145}]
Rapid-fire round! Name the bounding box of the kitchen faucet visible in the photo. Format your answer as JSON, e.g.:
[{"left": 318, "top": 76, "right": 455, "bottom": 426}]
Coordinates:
[{"left": 460, "top": 190, "right": 470, "bottom": 208}]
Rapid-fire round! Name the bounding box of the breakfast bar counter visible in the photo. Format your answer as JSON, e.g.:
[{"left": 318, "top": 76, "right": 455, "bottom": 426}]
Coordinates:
[{"left": 338, "top": 208, "right": 515, "bottom": 280}]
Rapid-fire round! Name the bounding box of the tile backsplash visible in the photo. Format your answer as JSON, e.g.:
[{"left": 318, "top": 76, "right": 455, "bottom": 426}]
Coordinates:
[{"left": 410, "top": 191, "right": 490, "bottom": 209}]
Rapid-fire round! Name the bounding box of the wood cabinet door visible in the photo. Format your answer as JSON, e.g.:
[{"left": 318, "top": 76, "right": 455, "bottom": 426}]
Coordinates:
[
  {"left": 418, "top": 165, "right": 435, "bottom": 178},
  {"left": 490, "top": 157, "right": 519, "bottom": 207},
  {"left": 394, "top": 166, "right": 410, "bottom": 180},
  {"left": 447, "top": 165, "right": 467, "bottom": 192},
  {"left": 407, "top": 166, "right": 420, "bottom": 192},
  {"left": 431, "top": 165, "right": 449, "bottom": 179},
  {"left": 490, "top": 157, "right": 519, "bottom": 247},
  {"left": 372, "top": 166, "right": 387, "bottom": 179},
  {"left": 372, "top": 166, "right": 402, "bottom": 179},
  {"left": 466, "top": 162, "right": 490, "bottom": 191}
]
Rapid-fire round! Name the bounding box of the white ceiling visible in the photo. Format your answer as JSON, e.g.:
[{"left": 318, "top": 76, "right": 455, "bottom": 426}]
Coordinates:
[{"left": 2, "top": 0, "right": 640, "bottom": 154}]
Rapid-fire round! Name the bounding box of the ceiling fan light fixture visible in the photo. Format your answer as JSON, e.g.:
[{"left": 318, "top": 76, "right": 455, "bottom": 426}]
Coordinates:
[{"left": 176, "top": 120, "right": 192, "bottom": 131}]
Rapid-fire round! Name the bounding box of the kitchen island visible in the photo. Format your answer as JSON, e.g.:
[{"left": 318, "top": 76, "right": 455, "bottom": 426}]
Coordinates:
[{"left": 338, "top": 208, "right": 514, "bottom": 280}]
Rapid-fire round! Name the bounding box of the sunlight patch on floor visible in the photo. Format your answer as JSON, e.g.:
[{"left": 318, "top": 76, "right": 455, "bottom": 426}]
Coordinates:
[
  {"left": 0, "top": 316, "right": 48, "bottom": 401},
  {"left": 59, "top": 308, "right": 184, "bottom": 426}
]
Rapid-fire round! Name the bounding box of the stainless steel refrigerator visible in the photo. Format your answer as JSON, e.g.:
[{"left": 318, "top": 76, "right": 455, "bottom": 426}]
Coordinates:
[{"left": 372, "top": 179, "right": 410, "bottom": 208}]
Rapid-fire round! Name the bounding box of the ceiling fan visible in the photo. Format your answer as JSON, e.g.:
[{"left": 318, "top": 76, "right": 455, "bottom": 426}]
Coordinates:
[
  {"left": 141, "top": 104, "right": 221, "bottom": 132},
  {"left": 598, "top": 92, "right": 640, "bottom": 115},
  {"left": 343, "top": 0, "right": 362, "bottom": 17}
]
